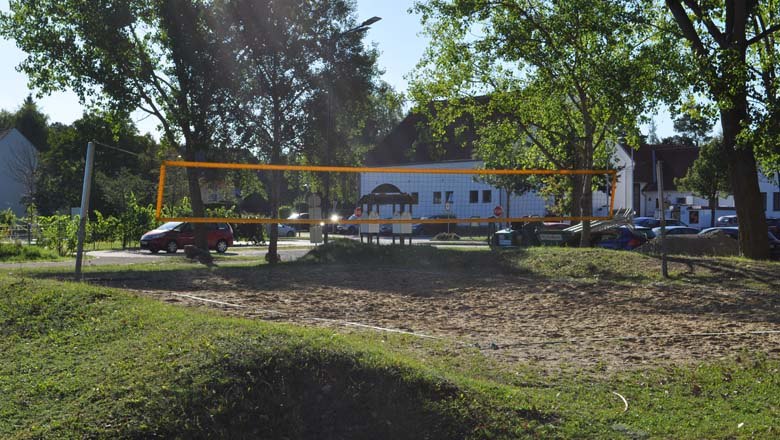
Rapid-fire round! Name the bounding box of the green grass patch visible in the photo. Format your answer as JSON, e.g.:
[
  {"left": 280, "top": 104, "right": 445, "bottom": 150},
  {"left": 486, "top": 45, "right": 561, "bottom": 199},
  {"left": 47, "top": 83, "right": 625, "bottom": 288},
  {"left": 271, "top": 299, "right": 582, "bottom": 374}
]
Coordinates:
[
  {"left": 302, "top": 240, "right": 780, "bottom": 291},
  {"left": 0, "top": 243, "right": 62, "bottom": 262},
  {"left": 0, "top": 274, "right": 553, "bottom": 439},
  {"left": 4, "top": 242, "right": 780, "bottom": 438}
]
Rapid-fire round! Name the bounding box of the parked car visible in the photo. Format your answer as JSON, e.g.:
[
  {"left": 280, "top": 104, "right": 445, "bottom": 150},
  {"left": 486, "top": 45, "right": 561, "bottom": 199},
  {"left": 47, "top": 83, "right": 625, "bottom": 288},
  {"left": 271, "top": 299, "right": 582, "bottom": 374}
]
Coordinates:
[
  {"left": 336, "top": 214, "right": 360, "bottom": 235},
  {"left": 715, "top": 215, "right": 738, "bottom": 227},
  {"left": 699, "top": 227, "right": 780, "bottom": 259},
  {"left": 650, "top": 226, "right": 700, "bottom": 236},
  {"left": 287, "top": 212, "right": 309, "bottom": 231},
  {"left": 140, "top": 222, "right": 233, "bottom": 254},
  {"left": 275, "top": 224, "right": 297, "bottom": 238},
  {"left": 765, "top": 217, "right": 780, "bottom": 236},
  {"left": 633, "top": 217, "right": 688, "bottom": 228},
  {"left": 412, "top": 214, "right": 457, "bottom": 236},
  {"left": 699, "top": 226, "right": 739, "bottom": 239},
  {"left": 632, "top": 226, "right": 655, "bottom": 240},
  {"left": 590, "top": 226, "right": 647, "bottom": 250}
]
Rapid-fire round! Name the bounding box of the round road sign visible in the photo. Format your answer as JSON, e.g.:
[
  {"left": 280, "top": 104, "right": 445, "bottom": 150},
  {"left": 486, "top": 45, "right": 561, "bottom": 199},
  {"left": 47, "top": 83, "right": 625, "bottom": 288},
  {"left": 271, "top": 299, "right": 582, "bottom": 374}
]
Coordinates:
[
  {"left": 493, "top": 205, "right": 503, "bottom": 217},
  {"left": 444, "top": 201, "right": 452, "bottom": 212}
]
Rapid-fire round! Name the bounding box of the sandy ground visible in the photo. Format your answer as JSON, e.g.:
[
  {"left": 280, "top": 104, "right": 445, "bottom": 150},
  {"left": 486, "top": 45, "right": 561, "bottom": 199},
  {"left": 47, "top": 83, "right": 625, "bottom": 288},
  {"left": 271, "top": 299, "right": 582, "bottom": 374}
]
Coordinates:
[{"left": 85, "top": 262, "right": 780, "bottom": 373}]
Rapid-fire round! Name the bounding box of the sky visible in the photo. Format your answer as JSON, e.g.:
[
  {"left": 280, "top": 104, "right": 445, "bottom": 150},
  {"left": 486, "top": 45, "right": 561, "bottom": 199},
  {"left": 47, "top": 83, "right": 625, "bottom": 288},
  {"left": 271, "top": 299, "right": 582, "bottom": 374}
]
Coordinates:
[{"left": 0, "top": 0, "right": 673, "bottom": 138}]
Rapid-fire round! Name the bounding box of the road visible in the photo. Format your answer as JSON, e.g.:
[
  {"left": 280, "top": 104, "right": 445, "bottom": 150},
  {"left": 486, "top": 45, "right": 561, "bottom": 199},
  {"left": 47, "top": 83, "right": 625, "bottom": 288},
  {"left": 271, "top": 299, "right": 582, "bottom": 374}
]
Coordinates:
[
  {"left": 0, "top": 236, "right": 488, "bottom": 270},
  {"left": 0, "top": 246, "right": 311, "bottom": 270}
]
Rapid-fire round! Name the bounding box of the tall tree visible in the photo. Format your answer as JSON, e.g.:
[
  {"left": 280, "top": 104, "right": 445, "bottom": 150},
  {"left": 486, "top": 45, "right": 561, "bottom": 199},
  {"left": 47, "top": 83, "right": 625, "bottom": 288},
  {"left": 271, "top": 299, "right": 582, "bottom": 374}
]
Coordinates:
[
  {"left": 34, "top": 112, "right": 160, "bottom": 216},
  {"left": 671, "top": 99, "right": 715, "bottom": 147},
  {"left": 411, "top": 0, "right": 679, "bottom": 245},
  {"left": 675, "top": 136, "right": 731, "bottom": 227},
  {"left": 217, "top": 0, "right": 381, "bottom": 261},
  {"left": 1, "top": 0, "right": 229, "bottom": 250},
  {"left": 13, "top": 95, "right": 49, "bottom": 151},
  {"left": 664, "top": 1, "right": 780, "bottom": 259}
]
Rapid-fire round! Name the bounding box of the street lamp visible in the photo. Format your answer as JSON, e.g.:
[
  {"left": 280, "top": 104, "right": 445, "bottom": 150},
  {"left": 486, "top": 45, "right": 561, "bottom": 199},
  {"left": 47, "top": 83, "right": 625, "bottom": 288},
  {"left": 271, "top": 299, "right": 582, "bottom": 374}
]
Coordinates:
[{"left": 323, "top": 16, "right": 382, "bottom": 244}]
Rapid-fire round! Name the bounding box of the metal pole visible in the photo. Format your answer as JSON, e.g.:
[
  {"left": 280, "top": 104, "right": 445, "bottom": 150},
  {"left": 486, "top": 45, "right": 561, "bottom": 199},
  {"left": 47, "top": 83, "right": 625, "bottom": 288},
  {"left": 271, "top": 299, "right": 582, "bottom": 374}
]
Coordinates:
[
  {"left": 656, "top": 160, "right": 668, "bottom": 278},
  {"left": 75, "top": 141, "right": 95, "bottom": 279}
]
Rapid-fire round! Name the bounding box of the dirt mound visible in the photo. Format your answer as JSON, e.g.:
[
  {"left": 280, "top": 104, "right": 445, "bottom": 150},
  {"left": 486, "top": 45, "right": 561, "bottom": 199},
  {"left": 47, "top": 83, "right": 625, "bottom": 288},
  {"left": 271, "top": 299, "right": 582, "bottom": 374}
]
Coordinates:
[{"left": 636, "top": 230, "right": 739, "bottom": 257}]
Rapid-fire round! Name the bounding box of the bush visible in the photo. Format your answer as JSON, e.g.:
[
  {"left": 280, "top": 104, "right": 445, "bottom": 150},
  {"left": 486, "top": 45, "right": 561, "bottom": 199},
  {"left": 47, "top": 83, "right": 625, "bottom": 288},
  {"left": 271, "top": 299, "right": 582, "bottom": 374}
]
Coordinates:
[
  {"left": 432, "top": 232, "right": 461, "bottom": 241},
  {"left": 0, "top": 208, "right": 16, "bottom": 227},
  {"left": 278, "top": 205, "right": 293, "bottom": 219},
  {"left": 37, "top": 214, "right": 80, "bottom": 256},
  {"left": 0, "top": 242, "right": 59, "bottom": 261},
  {"left": 118, "top": 194, "right": 156, "bottom": 248}
]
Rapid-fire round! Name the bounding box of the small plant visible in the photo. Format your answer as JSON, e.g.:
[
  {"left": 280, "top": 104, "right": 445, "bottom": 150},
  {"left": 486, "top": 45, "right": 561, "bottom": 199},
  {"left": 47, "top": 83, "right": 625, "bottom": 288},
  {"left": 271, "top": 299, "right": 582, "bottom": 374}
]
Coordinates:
[
  {"left": 432, "top": 232, "right": 461, "bottom": 241},
  {"left": 37, "top": 214, "right": 80, "bottom": 256}
]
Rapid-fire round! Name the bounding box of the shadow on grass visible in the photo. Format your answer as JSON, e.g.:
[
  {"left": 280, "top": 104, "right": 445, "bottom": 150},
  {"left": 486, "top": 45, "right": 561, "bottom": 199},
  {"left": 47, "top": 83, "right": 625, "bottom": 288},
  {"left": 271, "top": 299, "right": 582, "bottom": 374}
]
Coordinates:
[{"left": 28, "top": 241, "right": 780, "bottom": 325}]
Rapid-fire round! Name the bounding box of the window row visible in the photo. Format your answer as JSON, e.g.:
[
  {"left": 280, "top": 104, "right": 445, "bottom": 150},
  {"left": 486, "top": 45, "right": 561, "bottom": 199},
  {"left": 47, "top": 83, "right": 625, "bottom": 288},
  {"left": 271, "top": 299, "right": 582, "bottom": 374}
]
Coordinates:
[{"left": 428, "top": 190, "right": 493, "bottom": 204}]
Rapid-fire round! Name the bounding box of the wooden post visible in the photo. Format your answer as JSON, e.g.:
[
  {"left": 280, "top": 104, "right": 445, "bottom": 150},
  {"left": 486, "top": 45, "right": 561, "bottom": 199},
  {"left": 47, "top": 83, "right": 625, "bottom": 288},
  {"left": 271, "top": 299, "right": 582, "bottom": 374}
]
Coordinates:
[{"left": 656, "top": 160, "right": 668, "bottom": 278}]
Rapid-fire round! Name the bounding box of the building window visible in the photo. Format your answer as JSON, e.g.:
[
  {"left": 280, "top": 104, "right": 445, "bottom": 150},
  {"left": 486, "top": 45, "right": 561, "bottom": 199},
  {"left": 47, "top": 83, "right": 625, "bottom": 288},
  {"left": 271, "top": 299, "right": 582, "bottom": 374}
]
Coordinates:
[
  {"left": 411, "top": 192, "right": 419, "bottom": 204},
  {"left": 445, "top": 191, "right": 453, "bottom": 203},
  {"left": 482, "top": 190, "right": 492, "bottom": 203},
  {"left": 469, "top": 190, "right": 479, "bottom": 203},
  {"left": 433, "top": 191, "right": 442, "bottom": 204},
  {"left": 761, "top": 192, "right": 767, "bottom": 211},
  {"left": 774, "top": 192, "right": 780, "bottom": 212}
]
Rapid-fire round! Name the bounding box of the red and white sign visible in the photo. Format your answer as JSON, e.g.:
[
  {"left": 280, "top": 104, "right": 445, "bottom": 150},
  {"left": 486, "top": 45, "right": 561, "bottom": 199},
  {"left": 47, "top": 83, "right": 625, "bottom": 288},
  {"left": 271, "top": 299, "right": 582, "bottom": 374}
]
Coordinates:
[
  {"left": 354, "top": 206, "right": 362, "bottom": 217},
  {"left": 493, "top": 205, "right": 504, "bottom": 217}
]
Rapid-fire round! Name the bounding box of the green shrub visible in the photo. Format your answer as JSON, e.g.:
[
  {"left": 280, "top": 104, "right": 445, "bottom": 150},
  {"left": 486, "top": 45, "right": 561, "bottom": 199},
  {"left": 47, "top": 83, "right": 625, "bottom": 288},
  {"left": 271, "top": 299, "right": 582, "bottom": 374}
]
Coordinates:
[
  {"left": 0, "top": 242, "right": 59, "bottom": 261},
  {"left": 0, "top": 208, "right": 16, "bottom": 227},
  {"left": 37, "top": 215, "right": 80, "bottom": 256},
  {"left": 118, "top": 193, "right": 156, "bottom": 248},
  {"left": 278, "top": 205, "right": 293, "bottom": 219}
]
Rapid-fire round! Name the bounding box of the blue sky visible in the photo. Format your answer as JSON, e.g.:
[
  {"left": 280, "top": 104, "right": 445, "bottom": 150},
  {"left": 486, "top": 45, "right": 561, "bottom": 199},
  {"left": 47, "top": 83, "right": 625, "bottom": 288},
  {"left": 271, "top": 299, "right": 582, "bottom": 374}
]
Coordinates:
[{"left": 1, "top": 0, "right": 673, "bottom": 138}]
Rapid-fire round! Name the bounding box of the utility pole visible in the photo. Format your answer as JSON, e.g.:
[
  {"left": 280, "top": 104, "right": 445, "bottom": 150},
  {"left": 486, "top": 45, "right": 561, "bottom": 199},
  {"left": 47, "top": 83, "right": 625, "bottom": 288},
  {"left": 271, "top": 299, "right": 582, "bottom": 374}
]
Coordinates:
[
  {"left": 656, "top": 160, "right": 668, "bottom": 278},
  {"left": 75, "top": 141, "right": 95, "bottom": 280}
]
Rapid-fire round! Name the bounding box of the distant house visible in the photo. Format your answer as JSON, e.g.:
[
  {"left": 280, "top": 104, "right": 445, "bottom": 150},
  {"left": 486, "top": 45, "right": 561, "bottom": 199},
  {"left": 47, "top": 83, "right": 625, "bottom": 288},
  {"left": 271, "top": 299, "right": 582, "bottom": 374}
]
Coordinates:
[
  {"left": 360, "top": 111, "right": 610, "bottom": 220},
  {"left": 363, "top": 111, "right": 780, "bottom": 226},
  {"left": 0, "top": 128, "right": 39, "bottom": 216},
  {"left": 613, "top": 143, "right": 780, "bottom": 227}
]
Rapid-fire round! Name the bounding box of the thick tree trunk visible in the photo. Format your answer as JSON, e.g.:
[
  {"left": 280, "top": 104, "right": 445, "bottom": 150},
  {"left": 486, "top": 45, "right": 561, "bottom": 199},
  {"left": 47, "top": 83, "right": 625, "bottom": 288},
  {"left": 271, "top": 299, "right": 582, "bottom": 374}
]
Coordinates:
[{"left": 721, "top": 110, "right": 769, "bottom": 259}]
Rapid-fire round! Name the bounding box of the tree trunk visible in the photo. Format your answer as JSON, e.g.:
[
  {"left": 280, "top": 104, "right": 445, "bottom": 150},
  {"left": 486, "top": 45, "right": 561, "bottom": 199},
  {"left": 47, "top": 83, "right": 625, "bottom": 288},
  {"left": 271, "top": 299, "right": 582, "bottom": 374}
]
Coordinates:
[
  {"left": 185, "top": 151, "right": 208, "bottom": 251},
  {"left": 266, "top": 168, "right": 280, "bottom": 264},
  {"left": 709, "top": 196, "right": 716, "bottom": 228},
  {"left": 569, "top": 174, "right": 583, "bottom": 221},
  {"left": 579, "top": 174, "right": 593, "bottom": 247},
  {"left": 721, "top": 109, "right": 769, "bottom": 259}
]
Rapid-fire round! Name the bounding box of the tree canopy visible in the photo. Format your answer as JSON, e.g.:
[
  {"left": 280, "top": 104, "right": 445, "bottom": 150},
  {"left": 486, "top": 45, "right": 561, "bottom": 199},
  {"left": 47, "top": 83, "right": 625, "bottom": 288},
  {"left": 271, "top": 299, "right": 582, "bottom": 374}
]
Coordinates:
[
  {"left": 411, "top": 0, "right": 681, "bottom": 243},
  {"left": 664, "top": 0, "right": 780, "bottom": 259}
]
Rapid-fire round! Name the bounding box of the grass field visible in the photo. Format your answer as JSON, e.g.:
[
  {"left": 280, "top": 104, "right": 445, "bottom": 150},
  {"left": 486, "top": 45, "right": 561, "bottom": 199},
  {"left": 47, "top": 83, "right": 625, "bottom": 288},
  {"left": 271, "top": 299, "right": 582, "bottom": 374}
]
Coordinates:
[
  {"left": 3, "top": 243, "right": 780, "bottom": 438},
  {"left": 0, "top": 242, "right": 62, "bottom": 262}
]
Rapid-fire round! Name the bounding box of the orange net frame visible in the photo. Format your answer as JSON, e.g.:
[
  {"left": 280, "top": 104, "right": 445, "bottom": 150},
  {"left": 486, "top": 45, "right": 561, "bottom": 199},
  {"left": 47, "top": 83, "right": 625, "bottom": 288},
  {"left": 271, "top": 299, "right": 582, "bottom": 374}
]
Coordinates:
[{"left": 155, "top": 160, "right": 618, "bottom": 225}]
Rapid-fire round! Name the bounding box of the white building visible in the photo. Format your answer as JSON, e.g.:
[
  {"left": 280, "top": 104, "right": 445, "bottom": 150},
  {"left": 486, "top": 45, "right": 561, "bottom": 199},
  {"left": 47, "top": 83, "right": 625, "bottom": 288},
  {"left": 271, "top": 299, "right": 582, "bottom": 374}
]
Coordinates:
[
  {"left": 612, "top": 143, "right": 780, "bottom": 227},
  {"left": 364, "top": 110, "right": 779, "bottom": 227},
  {"left": 0, "top": 128, "right": 39, "bottom": 216},
  {"left": 359, "top": 159, "right": 614, "bottom": 220}
]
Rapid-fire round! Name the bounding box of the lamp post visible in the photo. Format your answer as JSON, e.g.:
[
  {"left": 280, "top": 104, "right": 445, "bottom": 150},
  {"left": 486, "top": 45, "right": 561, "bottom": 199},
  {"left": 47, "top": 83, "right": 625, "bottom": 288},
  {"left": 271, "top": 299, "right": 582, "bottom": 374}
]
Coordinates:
[{"left": 323, "top": 16, "right": 381, "bottom": 244}]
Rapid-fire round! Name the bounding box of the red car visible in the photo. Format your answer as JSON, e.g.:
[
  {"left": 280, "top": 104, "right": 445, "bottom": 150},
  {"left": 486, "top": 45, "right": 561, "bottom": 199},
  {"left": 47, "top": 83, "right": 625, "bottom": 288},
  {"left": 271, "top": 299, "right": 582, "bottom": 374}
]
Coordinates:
[{"left": 140, "top": 222, "right": 233, "bottom": 254}]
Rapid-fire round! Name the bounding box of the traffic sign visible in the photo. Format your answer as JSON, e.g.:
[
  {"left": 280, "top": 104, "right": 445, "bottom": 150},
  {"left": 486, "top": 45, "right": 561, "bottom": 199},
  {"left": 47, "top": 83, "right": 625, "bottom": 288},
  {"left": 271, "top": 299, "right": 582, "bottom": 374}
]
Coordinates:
[
  {"left": 493, "top": 205, "right": 503, "bottom": 217},
  {"left": 444, "top": 201, "right": 452, "bottom": 212}
]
